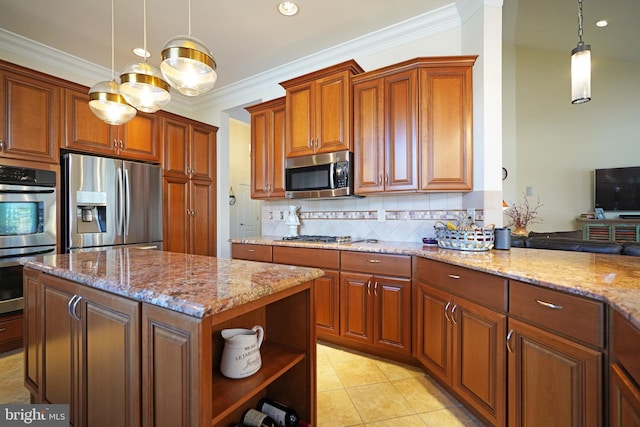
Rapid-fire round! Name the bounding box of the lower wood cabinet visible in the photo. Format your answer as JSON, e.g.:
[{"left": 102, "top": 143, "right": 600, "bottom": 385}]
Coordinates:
[
  {"left": 413, "top": 278, "right": 506, "bottom": 427},
  {"left": 28, "top": 270, "right": 140, "bottom": 427},
  {"left": 340, "top": 252, "right": 412, "bottom": 357},
  {"left": 507, "top": 317, "right": 602, "bottom": 427},
  {"left": 0, "top": 311, "right": 23, "bottom": 354},
  {"left": 611, "top": 310, "right": 640, "bottom": 426}
]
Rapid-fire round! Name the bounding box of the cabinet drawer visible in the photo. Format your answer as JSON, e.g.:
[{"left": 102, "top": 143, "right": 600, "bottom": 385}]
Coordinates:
[
  {"left": 415, "top": 257, "right": 507, "bottom": 311},
  {"left": 509, "top": 280, "right": 605, "bottom": 348},
  {"left": 273, "top": 246, "right": 340, "bottom": 269},
  {"left": 231, "top": 244, "right": 273, "bottom": 262},
  {"left": 0, "top": 315, "right": 23, "bottom": 343},
  {"left": 341, "top": 251, "right": 411, "bottom": 277}
]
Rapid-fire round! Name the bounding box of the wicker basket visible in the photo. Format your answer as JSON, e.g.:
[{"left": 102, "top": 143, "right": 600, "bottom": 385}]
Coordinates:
[{"left": 434, "top": 226, "right": 495, "bottom": 251}]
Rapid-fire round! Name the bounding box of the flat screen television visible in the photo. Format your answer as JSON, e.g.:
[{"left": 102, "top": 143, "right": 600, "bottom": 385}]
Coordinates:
[{"left": 594, "top": 166, "right": 640, "bottom": 211}]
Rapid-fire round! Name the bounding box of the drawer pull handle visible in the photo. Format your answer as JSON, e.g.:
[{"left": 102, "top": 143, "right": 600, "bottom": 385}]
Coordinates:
[
  {"left": 448, "top": 274, "right": 461, "bottom": 279},
  {"left": 535, "top": 299, "right": 563, "bottom": 310},
  {"left": 506, "top": 329, "right": 514, "bottom": 353},
  {"left": 247, "top": 249, "right": 255, "bottom": 252},
  {"left": 444, "top": 301, "right": 451, "bottom": 322},
  {"left": 0, "top": 327, "right": 7, "bottom": 332},
  {"left": 368, "top": 259, "right": 381, "bottom": 263}
]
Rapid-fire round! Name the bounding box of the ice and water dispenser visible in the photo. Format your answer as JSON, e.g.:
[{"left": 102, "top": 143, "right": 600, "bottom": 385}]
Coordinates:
[{"left": 75, "top": 191, "right": 107, "bottom": 233}]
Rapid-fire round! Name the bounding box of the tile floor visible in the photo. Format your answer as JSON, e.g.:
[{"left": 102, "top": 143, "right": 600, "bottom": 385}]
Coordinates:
[{"left": 0, "top": 344, "right": 484, "bottom": 426}]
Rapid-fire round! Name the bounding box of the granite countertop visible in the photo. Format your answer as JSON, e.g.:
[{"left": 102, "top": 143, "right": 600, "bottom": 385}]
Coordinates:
[
  {"left": 23, "top": 248, "right": 324, "bottom": 318},
  {"left": 233, "top": 236, "right": 640, "bottom": 330}
]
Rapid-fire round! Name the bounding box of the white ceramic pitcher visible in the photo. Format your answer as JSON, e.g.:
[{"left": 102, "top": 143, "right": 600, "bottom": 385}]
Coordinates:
[{"left": 220, "top": 325, "right": 264, "bottom": 379}]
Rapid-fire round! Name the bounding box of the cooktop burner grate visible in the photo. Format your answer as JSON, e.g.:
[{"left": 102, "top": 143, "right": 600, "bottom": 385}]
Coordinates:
[{"left": 282, "top": 235, "right": 352, "bottom": 243}]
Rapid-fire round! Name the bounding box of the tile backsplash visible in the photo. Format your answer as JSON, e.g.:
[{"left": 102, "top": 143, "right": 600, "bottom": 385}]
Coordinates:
[{"left": 261, "top": 193, "right": 485, "bottom": 242}]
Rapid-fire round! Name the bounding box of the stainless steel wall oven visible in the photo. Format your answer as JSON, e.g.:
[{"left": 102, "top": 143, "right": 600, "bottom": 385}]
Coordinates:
[{"left": 0, "top": 165, "right": 56, "bottom": 314}]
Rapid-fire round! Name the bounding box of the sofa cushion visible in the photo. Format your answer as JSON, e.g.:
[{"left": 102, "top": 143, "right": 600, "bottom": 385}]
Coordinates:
[
  {"left": 525, "top": 237, "right": 623, "bottom": 254},
  {"left": 622, "top": 242, "right": 640, "bottom": 256},
  {"left": 528, "top": 230, "right": 583, "bottom": 239}
]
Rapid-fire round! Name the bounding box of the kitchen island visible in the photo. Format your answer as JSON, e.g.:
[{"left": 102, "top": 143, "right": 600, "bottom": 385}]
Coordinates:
[{"left": 22, "top": 248, "right": 324, "bottom": 427}]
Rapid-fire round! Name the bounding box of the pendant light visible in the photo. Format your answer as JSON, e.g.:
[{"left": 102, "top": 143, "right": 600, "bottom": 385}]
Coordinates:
[
  {"left": 88, "top": 0, "right": 137, "bottom": 125},
  {"left": 571, "top": 0, "right": 591, "bottom": 104},
  {"left": 160, "top": 0, "right": 217, "bottom": 96},
  {"left": 120, "top": 0, "right": 171, "bottom": 113}
]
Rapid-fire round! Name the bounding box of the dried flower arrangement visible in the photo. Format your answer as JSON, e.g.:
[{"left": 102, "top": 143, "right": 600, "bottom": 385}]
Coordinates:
[{"left": 504, "top": 194, "right": 543, "bottom": 231}]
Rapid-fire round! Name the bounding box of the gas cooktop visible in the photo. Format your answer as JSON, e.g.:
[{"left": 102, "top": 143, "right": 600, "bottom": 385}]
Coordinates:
[{"left": 282, "top": 235, "right": 352, "bottom": 244}]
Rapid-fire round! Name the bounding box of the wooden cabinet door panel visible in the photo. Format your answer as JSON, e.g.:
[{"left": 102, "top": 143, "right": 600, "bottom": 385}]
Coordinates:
[
  {"left": 420, "top": 67, "right": 473, "bottom": 191},
  {"left": 163, "top": 176, "right": 189, "bottom": 254},
  {"left": 0, "top": 70, "right": 60, "bottom": 163},
  {"left": 353, "top": 78, "right": 384, "bottom": 193},
  {"left": 120, "top": 113, "right": 159, "bottom": 162},
  {"left": 316, "top": 270, "right": 340, "bottom": 337},
  {"left": 270, "top": 102, "right": 286, "bottom": 197},
  {"left": 162, "top": 118, "right": 190, "bottom": 178},
  {"left": 508, "top": 318, "right": 602, "bottom": 427},
  {"left": 452, "top": 297, "right": 506, "bottom": 427},
  {"left": 250, "top": 107, "right": 270, "bottom": 198},
  {"left": 80, "top": 287, "right": 140, "bottom": 427},
  {"left": 610, "top": 363, "right": 640, "bottom": 427},
  {"left": 286, "top": 82, "right": 314, "bottom": 157},
  {"left": 340, "top": 272, "right": 372, "bottom": 344},
  {"left": 23, "top": 268, "right": 42, "bottom": 398},
  {"left": 191, "top": 124, "right": 216, "bottom": 182},
  {"left": 374, "top": 276, "right": 411, "bottom": 353},
  {"left": 190, "top": 180, "right": 216, "bottom": 256},
  {"left": 385, "top": 69, "right": 418, "bottom": 192},
  {"left": 315, "top": 71, "right": 350, "bottom": 153},
  {"left": 64, "top": 88, "right": 114, "bottom": 155},
  {"left": 413, "top": 282, "right": 451, "bottom": 384}
]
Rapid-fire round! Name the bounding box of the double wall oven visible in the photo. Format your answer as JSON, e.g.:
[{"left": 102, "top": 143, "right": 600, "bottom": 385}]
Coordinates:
[{"left": 0, "top": 165, "right": 56, "bottom": 315}]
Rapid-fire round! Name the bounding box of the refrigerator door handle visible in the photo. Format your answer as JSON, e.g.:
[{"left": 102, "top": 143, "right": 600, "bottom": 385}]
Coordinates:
[
  {"left": 116, "top": 167, "right": 124, "bottom": 236},
  {"left": 124, "top": 168, "right": 131, "bottom": 236}
]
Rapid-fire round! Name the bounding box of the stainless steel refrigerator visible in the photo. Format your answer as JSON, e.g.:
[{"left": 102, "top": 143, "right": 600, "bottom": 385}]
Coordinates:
[{"left": 62, "top": 153, "right": 162, "bottom": 252}]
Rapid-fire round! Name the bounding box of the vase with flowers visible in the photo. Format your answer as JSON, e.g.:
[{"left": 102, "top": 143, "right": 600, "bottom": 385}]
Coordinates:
[{"left": 504, "top": 194, "right": 543, "bottom": 236}]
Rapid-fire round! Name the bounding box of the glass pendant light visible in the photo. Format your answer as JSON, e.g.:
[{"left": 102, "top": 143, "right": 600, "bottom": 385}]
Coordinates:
[
  {"left": 160, "top": 0, "right": 217, "bottom": 96},
  {"left": 88, "top": 0, "right": 136, "bottom": 125},
  {"left": 571, "top": 0, "right": 591, "bottom": 104},
  {"left": 120, "top": 0, "right": 171, "bottom": 112}
]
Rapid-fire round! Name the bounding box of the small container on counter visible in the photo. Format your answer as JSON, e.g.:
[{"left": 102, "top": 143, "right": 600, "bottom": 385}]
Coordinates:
[{"left": 494, "top": 227, "right": 512, "bottom": 250}]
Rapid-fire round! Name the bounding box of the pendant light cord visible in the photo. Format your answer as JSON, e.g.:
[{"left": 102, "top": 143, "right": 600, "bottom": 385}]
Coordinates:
[
  {"left": 188, "top": 0, "right": 192, "bottom": 36},
  {"left": 111, "top": 0, "right": 115, "bottom": 80},
  {"left": 577, "top": 0, "right": 584, "bottom": 46},
  {"left": 143, "top": 0, "right": 148, "bottom": 62}
]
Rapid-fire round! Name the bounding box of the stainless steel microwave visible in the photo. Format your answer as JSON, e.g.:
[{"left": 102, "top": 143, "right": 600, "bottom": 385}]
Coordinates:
[{"left": 285, "top": 151, "right": 356, "bottom": 199}]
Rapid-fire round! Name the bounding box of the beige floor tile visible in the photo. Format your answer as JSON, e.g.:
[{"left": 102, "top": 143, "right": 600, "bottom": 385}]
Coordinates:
[
  {"left": 364, "top": 414, "right": 427, "bottom": 426},
  {"left": 332, "top": 359, "right": 388, "bottom": 388},
  {"left": 318, "top": 362, "right": 344, "bottom": 392},
  {"left": 418, "top": 406, "right": 484, "bottom": 427},
  {"left": 320, "top": 342, "right": 370, "bottom": 364},
  {"left": 372, "top": 358, "right": 424, "bottom": 382},
  {"left": 0, "top": 350, "right": 30, "bottom": 404},
  {"left": 393, "top": 376, "right": 460, "bottom": 413},
  {"left": 317, "top": 389, "right": 363, "bottom": 427},
  {"left": 346, "top": 382, "right": 415, "bottom": 423}
]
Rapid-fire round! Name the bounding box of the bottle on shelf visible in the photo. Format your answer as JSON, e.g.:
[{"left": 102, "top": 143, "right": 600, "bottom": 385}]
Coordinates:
[
  {"left": 257, "top": 398, "right": 299, "bottom": 426},
  {"left": 242, "top": 409, "right": 278, "bottom": 427}
]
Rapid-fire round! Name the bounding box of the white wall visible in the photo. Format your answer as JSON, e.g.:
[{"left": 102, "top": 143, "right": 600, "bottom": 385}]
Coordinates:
[{"left": 506, "top": 47, "right": 640, "bottom": 231}]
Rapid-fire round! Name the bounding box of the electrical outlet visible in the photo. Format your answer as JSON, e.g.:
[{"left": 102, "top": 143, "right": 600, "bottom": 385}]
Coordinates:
[
  {"left": 377, "top": 210, "right": 386, "bottom": 222},
  {"left": 526, "top": 186, "right": 533, "bottom": 197},
  {"left": 466, "top": 208, "right": 475, "bottom": 220}
]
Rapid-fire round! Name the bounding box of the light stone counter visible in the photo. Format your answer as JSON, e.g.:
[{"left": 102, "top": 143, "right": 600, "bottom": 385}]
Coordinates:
[
  {"left": 233, "top": 236, "right": 640, "bottom": 330},
  {"left": 23, "top": 248, "right": 324, "bottom": 318}
]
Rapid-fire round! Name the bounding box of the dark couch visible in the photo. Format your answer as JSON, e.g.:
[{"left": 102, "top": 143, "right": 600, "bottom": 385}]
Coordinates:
[{"left": 510, "top": 231, "right": 640, "bottom": 256}]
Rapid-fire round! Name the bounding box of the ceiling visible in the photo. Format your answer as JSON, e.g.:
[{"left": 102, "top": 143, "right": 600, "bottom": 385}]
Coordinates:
[{"left": 0, "top": 0, "right": 638, "bottom": 91}]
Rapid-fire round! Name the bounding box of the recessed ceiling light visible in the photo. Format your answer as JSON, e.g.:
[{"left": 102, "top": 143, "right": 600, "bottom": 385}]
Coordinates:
[
  {"left": 278, "top": 1, "right": 298, "bottom": 16},
  {"left": 133, "top": 47, "right": 151, "bottom": 58},
  {"left": 595, "top": 20, "right": 608, "bottom": 28}
]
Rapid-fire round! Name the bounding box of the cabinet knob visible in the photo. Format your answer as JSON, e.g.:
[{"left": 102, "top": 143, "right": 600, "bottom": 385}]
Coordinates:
[{"left": 0, "top": 138, "right": 3, "bottom": 150}]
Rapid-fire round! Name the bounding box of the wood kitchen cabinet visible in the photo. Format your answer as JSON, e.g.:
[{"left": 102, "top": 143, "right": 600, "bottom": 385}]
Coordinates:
[
  {"left": 0, "top": 62, "right": 61, "bottom": 164},
  {"left": 25, "top": 269, "right": 140, "bottom": 427},
  {"left": 610, "top": 310, "right": 640, "bottom": 426},
  {"left": 413, "top": 257, "right": 507, "bottom": 427},
  {"left": 340, "top": 252, "right": 412, "bottom": 357},
  {"left": 64, "top": 87, "right": 161, "bottom": 163},
  {"left": 507, "top": 280, "right": 605, "bottom": 427},
  {"left": 353, "top": 68, "right": 418, "bottom": 193},
  {"left": 246, "top": 97, "right": 286, "bottom": 199},
  {"left": 273, "top": 246, "right": 341, "bottom": 338},
  {"left": 352, "top": 56, "right": 476, "bottom": 195},
  {"left": 162, "top": 114, "right": 217, "bottom": 256},
  {"left": 280, "top": 60, "right": 363, "bottom": 157}
]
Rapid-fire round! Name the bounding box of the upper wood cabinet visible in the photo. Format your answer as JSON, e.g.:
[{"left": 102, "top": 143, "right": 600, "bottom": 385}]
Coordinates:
[
  {"left": 0, "top": 65, "right": 61, "bottom": 164},
  {"left": 64, "top": 87, "right": 161, "bottom": 163},
  {"left": 280, "top": 60, "right": 363, "bottom": 158},
  {"left": 352, "top": 56, "right": 476, "bottom": 194},
  {"left": 161, "top": 114, "right": 217, "bottom": 256},
  {"left": 246, "top": 97, "right": 286, "bottom": 199}
]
